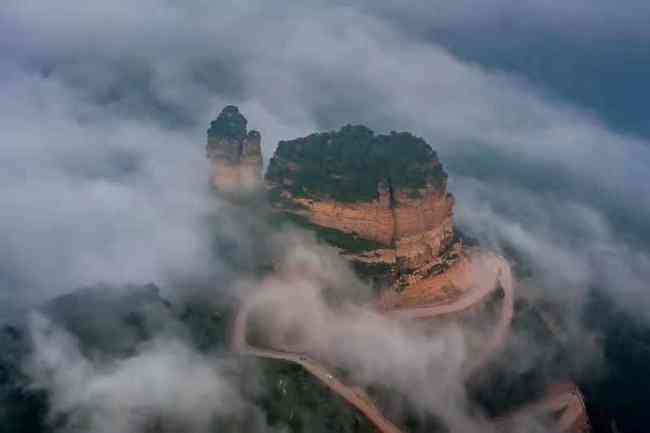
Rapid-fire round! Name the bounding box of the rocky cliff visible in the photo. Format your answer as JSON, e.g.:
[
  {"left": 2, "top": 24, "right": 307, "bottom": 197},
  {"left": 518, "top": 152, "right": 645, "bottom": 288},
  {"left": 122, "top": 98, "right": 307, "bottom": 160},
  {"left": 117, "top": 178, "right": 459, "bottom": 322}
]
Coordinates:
[
  {"left": 266, "top": 124, "right": 462, "bottom": 294},
  {"left": 205, "top": 109, "right": 592, "bottom": 432},
  {"left": 207, "top": 106, "right": 263, "bottom": 194}
]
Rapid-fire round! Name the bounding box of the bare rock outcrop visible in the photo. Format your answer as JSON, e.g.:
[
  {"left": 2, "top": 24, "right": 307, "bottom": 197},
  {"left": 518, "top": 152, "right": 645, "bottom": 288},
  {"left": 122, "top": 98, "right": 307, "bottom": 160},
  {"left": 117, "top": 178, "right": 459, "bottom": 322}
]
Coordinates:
[
  {"left": 207, "top": 105, "right": 263, "bottom": 194},
  {"left": 266, "top": 124, "right": 460, "bottom": 293}
]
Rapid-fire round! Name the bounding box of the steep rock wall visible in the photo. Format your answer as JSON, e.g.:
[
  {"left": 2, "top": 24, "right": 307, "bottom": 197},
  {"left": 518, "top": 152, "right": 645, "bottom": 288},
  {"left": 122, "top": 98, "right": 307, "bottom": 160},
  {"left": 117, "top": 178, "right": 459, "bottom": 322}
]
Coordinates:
[
  {"left": 266, "top": 124, "right": 460, "bottom": 293},
  {"left": 207, "top": 106, "right": 263, "bottom": 194},
  {"left": 285, "top": 185, "right": 455, "bottom": 273}
]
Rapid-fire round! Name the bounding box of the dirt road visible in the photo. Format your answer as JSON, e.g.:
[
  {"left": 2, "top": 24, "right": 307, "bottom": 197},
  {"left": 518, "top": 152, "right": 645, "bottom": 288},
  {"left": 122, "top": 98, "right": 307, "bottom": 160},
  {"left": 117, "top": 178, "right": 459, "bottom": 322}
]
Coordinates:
[
  {"left": 386, "top": 253, "right": 514, "bottom": 376},
  {"left": 232, "top": 252, "right": 516, "bottom": 433},
  {"left": 231, "top": 252, "right": 580, "bottom": 433},
  {"left": 232, "top": 295, "right": 404, "bottom": 433}
]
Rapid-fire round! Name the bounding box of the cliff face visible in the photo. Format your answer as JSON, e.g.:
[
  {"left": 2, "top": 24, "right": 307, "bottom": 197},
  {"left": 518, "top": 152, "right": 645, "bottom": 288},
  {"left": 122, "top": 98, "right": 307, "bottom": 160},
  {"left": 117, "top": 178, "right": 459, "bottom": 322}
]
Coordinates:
[
  {"left": 287, "top": 186, "right": 455, "bottom": 272},
  {"left": 266, "top": 125, "right": 460, "bottom": 292},
  {"left": 207, "top": 106, "right": 263, "bottom": 194}
]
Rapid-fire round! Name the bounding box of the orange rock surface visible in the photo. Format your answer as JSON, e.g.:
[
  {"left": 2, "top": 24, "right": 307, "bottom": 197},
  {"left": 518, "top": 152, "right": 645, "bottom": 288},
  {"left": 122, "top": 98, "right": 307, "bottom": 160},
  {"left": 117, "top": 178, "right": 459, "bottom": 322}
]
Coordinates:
[
  {"left": 284, "top": 183, "right": 455, "bottom": 274},
  {"left": 378, "top": 250, "right": 472, "bottom": 309},
  {"left": 210, "top": 152, "right": 263, "bottom": 194},
  {"left": 207, "top": 106, "right": 263, "bottom": 194},
  {"left": 291, "top": 190, "right": 394, "bottom": 245}
]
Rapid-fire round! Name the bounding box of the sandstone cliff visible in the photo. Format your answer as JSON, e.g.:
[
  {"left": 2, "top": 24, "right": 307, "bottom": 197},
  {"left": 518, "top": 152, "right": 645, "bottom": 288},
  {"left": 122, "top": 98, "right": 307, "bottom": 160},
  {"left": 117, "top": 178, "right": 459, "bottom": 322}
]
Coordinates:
[
  {"left": 266, "top": 125, "right": 461, "bottom": 293},
  {"left": 207, "top": 106, "right": 263, "bottom": 194}
]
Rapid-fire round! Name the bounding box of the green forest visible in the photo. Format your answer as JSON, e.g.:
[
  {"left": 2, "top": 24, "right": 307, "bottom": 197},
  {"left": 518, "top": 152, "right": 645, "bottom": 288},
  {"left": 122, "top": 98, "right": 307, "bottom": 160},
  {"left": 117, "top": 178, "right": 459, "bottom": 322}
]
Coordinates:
[{"left": 266, "top": 125, "right": 447, "bottom": 202}]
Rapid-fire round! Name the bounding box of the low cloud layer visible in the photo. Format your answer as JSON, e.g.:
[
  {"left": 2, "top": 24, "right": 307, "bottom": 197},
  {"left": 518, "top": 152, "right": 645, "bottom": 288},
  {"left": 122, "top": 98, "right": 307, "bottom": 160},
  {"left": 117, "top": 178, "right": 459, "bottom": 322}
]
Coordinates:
[
  {"left": 26, "top": 313, "right": 268, "bottom": 433},
  {"left": 0, "top": 62, "right": 215, "bottom": 311},
  {"left": 1, "top": 1, "right": 649, "bottom": 432},
  {"left": 2, "top": 0, "right": 648, "bottom": 318},
  {"left": 232, "top": 232, "right": 594, "bottom": 432}
]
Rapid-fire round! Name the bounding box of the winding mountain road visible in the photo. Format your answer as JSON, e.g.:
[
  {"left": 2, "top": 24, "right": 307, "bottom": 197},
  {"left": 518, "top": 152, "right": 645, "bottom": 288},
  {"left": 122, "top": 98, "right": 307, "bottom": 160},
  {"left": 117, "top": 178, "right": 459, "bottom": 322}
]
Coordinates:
[
  {"left": 386, "top": 253, "right": 514, "bottom": 376},
  {"left": 231, "top": 252, "right": 581, "bottom": 433},
  {"left": 232, "top": 293, "right": 405, "bottom": 433}
]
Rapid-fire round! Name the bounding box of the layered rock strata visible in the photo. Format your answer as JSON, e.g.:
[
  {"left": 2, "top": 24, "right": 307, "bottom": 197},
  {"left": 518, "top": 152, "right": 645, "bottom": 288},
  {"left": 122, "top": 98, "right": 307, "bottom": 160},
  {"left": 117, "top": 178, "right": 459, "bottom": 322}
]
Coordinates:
[
  {"left": 266, "top": 125, "right": 460, "bottom": 293},
  {"left": 207, "top": 105, "right": 263, "bottom": 194}
]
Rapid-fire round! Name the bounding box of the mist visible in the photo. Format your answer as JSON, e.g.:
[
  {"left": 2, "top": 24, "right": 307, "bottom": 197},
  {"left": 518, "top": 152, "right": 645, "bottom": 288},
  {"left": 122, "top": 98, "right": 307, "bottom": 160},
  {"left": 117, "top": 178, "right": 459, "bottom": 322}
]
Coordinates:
[
  {"left": 1, "top": 0, "right": 649, "bottom": 432},
  {"left": 26, "top": 313, "right": 271, "bottom": 433},
  {"left": 2, "top": 0, "right": 649, "bottom": 314}
]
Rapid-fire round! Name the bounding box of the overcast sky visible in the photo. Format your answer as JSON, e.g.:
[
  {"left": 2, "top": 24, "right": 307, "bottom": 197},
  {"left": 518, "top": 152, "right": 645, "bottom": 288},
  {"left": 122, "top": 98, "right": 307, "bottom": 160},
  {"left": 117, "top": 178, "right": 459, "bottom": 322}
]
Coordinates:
[{"left": 1, "top": 0, "right": 649, "bottom": 318}]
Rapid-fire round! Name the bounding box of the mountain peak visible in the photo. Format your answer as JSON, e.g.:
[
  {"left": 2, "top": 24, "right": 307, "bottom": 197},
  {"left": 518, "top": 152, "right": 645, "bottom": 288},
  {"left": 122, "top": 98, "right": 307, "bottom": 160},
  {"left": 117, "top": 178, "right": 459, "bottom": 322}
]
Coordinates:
[
  {"left": 206, "top": 106, "right": 263, "bottom": 194},
  {"left": 207, "top": 105, "right": 248, "bottom": 141}
]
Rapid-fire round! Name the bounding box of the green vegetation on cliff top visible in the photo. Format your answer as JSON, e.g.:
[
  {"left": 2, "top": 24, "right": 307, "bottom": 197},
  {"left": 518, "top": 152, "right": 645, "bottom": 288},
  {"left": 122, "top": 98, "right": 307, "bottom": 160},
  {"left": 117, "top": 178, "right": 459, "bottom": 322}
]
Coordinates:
[
  {"left": 266, "top": 125, "right": 447, "bottom": 203},
  {"left": 208, "top": 105, "right": 248, "bottom": 141}
]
